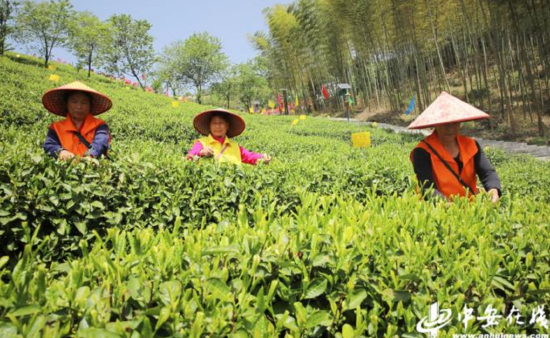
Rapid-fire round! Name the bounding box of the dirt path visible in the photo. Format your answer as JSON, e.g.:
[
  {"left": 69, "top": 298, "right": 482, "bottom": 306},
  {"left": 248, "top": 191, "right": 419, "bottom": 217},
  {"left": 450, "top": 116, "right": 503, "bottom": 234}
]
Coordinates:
[{"left": 329, "top": 118, "right": 550, "bottom": 161}]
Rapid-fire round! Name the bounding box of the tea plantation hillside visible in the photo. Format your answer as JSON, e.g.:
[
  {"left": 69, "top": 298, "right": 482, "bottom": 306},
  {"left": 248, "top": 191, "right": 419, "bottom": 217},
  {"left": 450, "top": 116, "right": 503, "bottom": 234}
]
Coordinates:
[{"left": 1, "top": 54, "right": 549, "bottom": 337}]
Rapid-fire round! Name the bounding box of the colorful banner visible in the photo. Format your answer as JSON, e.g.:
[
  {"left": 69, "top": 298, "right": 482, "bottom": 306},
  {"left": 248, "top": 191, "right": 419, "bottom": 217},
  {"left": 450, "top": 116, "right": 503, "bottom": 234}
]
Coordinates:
[
  {"left": 405, "top": 94, "right": 416, "bottom": 115},
  {"left": 322, "top": 84, "right": 329, "bottom": 99}
]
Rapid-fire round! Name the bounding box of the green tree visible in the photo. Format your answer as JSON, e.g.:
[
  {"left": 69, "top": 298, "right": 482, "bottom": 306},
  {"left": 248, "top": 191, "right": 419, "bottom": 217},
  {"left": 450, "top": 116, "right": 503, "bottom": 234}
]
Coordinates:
[
  {"left": 155, "top": 42, "right": 186, "bottom": 97},
  {"left": 0, "top": 0, "right": 18, "bottom": 56},
  {"left": 236, "top": 58, "right": 270, "bottom": 112},
  {"left": 15, "top": 0, "right": 73, "bottom": 67},
  {"left": 211, "top": 65, "right": 238, "bottom": 109},
  {"left": 68, "top": 11, "right": 111, "bottom": 77},
  {"left": 163, "top": 32, "right": 228, "bottom": 104},
  {"left": 102, "top": 14, "right": 155, "bottom": 90}
]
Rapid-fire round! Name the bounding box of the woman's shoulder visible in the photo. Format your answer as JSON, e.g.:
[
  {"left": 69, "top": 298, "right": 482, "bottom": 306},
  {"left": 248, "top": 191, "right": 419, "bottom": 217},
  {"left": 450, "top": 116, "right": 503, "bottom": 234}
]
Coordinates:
[
  {"left": 85, "top": 115, "right": 109, "bottom": 128},
  {"left": 49, "top": 117, "right": 69, "bottom": 129},
  {"left": 411, "top": 147, "right": 431, "bottom": 164}
]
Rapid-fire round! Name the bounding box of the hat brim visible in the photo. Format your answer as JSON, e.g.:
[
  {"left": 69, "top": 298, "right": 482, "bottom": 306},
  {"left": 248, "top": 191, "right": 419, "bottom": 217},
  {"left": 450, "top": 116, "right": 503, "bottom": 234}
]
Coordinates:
[
  {"left": 42, "top": 87, "right": 112, "bottom": 116},
  {"left": 407, "top": 91, "right": 490, "bottom": 129},
  {"left": 193, "top": 109, "right": 246, "bottom": 138},
  {"left": 407, "top": 116, "right": 489, "bottom": 129}
]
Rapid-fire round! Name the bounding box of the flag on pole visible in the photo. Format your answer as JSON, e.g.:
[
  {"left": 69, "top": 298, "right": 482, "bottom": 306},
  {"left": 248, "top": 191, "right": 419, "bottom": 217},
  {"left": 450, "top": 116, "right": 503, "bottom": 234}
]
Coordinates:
[
  {"left": 322, "top": 84, "right": 329, "bottom": 99},
  {"left": 405, "top": 94, "right": 416, "bottom": 115}
]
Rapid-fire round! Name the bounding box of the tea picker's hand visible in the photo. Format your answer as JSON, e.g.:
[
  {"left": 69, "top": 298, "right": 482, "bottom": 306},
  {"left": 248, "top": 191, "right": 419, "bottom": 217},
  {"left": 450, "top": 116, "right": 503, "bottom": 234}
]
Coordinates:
[
  {"left": 260, "top": 154, "right": 272, "bottom": 164},
  {"left": 59, "top": 150, "right": 75, "bottom": 161},
  {"left": 487, "top": 188, "right": 500, "bottom": 204},
  {"left": 200, "top": 147, "right": 214, "bottom": 157}
]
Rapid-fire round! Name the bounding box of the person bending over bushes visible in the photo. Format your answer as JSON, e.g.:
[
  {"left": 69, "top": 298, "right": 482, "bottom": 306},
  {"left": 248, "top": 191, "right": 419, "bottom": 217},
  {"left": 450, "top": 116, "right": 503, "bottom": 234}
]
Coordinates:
[
  {"left": 187, "top": 109, "right": 271, "bottom": 165},
  {"left": 42, "top": 81, "right": 112, "bottom": 160},
  {"left": 408, "top": 92, "right": 501, "bottom": 203}
]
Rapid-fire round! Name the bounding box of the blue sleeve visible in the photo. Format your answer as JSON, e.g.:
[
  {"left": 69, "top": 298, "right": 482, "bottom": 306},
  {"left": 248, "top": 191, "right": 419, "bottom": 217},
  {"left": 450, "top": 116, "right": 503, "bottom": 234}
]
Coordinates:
[
  {"left": 43, "top": 128, "right": 62, "bottom": 158},
  {"left": 89, "top": 124, "right": 111, "bottom": 157}
]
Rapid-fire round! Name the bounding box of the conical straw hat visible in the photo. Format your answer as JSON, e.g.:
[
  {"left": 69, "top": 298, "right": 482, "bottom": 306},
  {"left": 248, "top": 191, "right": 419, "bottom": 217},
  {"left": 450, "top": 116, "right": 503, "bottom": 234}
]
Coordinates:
[
  {"left": 193, "top": 109, "right": 246, "bottom": 138},
  {"left": 42, "top": 81, "right": 112, "bottom": 116},
  {"left": 407, "top": 91, "right": 489, "bottom": 129}
]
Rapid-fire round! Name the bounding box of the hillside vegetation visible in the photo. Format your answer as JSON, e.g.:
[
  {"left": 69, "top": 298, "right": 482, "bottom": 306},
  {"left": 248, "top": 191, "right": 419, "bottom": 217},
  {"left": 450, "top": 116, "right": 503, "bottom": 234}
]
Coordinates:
[{"left": 0, "top": 54, "right": 549, "bottom": 337}]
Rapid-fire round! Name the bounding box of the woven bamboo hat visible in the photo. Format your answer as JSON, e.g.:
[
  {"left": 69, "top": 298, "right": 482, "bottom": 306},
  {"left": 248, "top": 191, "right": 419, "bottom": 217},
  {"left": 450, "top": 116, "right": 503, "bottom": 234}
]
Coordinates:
[
  {"left": 193, "top": 109, "right": 246, "bottom": 138},
  {"left": 407, "top": 91, "right": 490, "bottom": 129},
  {"left": 42, "top": 81, "right": 113, "bottom": 116}
]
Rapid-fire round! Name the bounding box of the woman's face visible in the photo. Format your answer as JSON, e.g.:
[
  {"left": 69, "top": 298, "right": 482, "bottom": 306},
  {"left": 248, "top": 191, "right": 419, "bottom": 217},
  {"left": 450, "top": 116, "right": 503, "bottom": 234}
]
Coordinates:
[
  {"left": 210, "top": 116, "right": 229, "bottom": 138},
  {"left": 435, "top": 122, "right": 461, "bottom": 141},
  {"left": 67, "top": 92, "right": 91, "bottom": 120}
]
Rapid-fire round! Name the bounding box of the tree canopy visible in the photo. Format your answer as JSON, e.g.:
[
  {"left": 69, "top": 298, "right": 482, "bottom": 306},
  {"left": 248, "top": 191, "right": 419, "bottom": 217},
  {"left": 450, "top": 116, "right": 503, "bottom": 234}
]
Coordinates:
[
  {"left": 159, "top": 32, "right": 228, "bottom": 104},
  {"left": 15, "top": 0, "right": 74, "bottom": 67}
]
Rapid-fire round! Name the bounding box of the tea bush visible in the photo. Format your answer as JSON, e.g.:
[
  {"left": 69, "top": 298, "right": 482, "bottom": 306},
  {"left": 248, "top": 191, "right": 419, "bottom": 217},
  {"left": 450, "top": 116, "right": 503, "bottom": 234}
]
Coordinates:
[{"left": 1, "top": 53, "right": 549, "bottom": 337}]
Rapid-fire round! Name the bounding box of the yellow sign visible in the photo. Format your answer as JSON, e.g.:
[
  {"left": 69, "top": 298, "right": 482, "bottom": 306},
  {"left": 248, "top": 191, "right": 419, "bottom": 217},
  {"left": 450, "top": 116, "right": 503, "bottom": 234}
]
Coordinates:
[
  {"left": 268, "top": 100, "right": 275, "bottom": 108},
  {"left": 299, "top": 115, "right": 306, "bottom": 120},
  {"left": 351, "top": 131, "right": 371, "bottom": 148},
  {"left": 172, "top": 101, "right": 180, "bottom": 108},
  {"left": 249, "top": 107, "right": 254, "bottom": 114},
  {"left": 49, "top": 74, "right": 60, "bottom": 82},
  {"left": 295, "top": 96, "right": 299, "bottom": 106}
]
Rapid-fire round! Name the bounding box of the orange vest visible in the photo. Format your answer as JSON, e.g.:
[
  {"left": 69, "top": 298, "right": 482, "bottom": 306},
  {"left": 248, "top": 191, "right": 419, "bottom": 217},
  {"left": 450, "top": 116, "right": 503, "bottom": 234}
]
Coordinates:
[
  {"left": 50, "top": 114, "right": 107, "bottom": 156},
  {"left": 411, "top": 131, "right": 478, "bottom": 198}
]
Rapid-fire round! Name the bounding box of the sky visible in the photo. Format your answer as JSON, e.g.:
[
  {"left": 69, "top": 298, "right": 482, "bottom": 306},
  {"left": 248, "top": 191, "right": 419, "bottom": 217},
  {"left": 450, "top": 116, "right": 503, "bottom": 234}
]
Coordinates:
[{"left": 16, "top": 0, "right": 284, "bottom": 65}]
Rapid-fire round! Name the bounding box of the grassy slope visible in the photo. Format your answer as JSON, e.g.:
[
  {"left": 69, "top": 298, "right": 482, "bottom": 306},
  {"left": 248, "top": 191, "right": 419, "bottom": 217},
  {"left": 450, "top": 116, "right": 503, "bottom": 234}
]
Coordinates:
[{"left": 0, "top": 54, "right": 549, "bottom": 337}]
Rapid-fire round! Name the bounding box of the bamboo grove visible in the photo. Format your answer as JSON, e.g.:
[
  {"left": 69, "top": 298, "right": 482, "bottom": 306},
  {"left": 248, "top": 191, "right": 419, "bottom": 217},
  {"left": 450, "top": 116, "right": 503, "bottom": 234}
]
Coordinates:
[{"left": 252, "top": 0, "right": 550, "bottom": 137}]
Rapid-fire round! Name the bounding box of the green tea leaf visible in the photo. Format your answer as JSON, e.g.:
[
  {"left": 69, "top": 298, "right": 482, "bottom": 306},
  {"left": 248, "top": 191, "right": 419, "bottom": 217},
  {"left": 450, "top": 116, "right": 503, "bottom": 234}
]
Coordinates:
[
  {"left": 8, "top": 304, "right": 41, "bottom": 317},
  {"left": 305, "top": 310, "right": 332, "bottom": 329},
  {"left": 304, "top": 279, "right": 327, "bottom": 299}
]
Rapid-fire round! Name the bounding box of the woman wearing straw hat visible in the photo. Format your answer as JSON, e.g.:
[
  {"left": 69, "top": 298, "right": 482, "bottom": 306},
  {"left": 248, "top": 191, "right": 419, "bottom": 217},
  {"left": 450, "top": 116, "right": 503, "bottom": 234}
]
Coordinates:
[
  {"left": 408, "top": 92, "right": 501, "bottom": 202},
  {"left": 187, "top": 109, "right": 271, "bottom": 165},
  {"left": 42, "top": 81, "right": 112, "bottom": 160}
]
